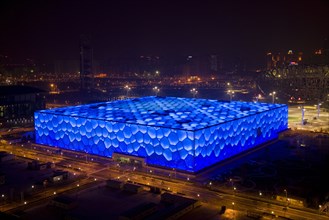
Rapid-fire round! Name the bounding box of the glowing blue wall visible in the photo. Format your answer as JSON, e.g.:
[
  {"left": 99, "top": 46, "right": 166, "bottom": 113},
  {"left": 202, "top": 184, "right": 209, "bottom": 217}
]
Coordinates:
[
  {"left": 34, "top": 113, "right": 196, "bottom": 171},
  {"left": 34, "top": 97, "right": 288, "bottom": 172},
  {"left": 193, "top": 106, "right": 287, "bottom": 171}
]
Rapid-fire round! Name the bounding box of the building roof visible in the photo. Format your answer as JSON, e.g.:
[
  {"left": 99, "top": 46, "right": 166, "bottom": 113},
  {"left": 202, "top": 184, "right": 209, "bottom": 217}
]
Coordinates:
[
  {"left": 52, "top": 195, "right": 76, "bottom": 204},
  {"left": 37, "top": 96, "right": 286, "bottom": 131},
  {"left": 120, "top": 202, "right": 157, "bottom": 219},
  {"left": 0, "top": 85, "right": 45, "bottom": 96}
]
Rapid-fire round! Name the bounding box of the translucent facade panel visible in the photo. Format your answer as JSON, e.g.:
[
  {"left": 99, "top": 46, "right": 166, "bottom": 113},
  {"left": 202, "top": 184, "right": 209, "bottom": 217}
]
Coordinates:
[
  {"left": 193, "top": 106, "right": 288, "bottom": 171},
  {"left": 34, "top": 96, "right": 288, "bottom": 172}
]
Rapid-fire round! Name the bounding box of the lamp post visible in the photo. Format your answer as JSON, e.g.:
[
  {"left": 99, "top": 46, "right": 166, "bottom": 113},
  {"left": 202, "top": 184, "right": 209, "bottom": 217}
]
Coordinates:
[
  {"left": 269, "top": 91, "right": 276, "bottom": 103},
  {"left": 190, "top": 88, "right": 198, "bottom": 98},
  {"left": 1, "top": 194, "right": 5, "bottom": 209},
  {"left": 233, "top": 186, "right": 237, "bottom": 196},
  {"left": 256, "top": 94, "right": 262, "bottom": 102},
  {"left": 153, "top": 86, "right": 160, "bottom": 96},
  {"left": 284, "top": 189, "right": 288, "bottom": 206},
  {"left": 301, "top": 106, "right": 305, "bottom": 125},
  {"left": 317, "top": 102, "right": 321, "bottom": 118},
  {"left": 124, "top": 85, "right": 131, "bottom": 97},
  {"left": 172, "top": 168, "right": 176, "bottom": 179},
  {"left": 227, "top": 90, "right": 234, "bottom": 101}
]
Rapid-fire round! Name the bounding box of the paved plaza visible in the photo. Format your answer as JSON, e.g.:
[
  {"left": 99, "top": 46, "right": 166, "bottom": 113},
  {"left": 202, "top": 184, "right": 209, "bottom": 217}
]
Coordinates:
[{"left": 288, "top": 105, "right": 329, "bottom": 133}]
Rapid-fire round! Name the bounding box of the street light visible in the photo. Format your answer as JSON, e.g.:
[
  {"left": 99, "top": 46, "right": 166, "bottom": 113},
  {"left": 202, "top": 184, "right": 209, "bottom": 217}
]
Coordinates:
[
  {"left": 255, "top": 94, "right": 262, "bottom": 102},
  {"left": 300, "top": 106, "right": 306, "bottom": 125},
  {"left": 269, "top": 91, "right": 276, "bottom": 103},
  {"left": 190, "top": 88, "right": 198, "bottom": 98},
  {"left": 172, "top": 168, "right": 176, "bottom": 179},
  {"left": 317, "top": 102, "right": 322, "bottom": 118},
  {"left": 227, "top": 90, "right": 234, "bottom": 101},
  {"left": 153, "top": 86, "right": 160, "bottom": 96},
  {"left": 85, "top": 150, "right": 88, "bottom": 163},
  {"left": 124, "top": 85, "right": 131, "bottom": 97},
  {"left": 284, "top": 189, "right": 288, "bottom": 205}
]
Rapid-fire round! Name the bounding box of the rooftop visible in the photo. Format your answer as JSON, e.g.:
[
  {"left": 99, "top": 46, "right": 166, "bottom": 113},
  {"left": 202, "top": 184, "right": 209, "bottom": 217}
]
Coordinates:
[
  {"left": 0, "top": 85, "right": 45, "bottom": 95},
  {"left": 38, "top": 96, "right": 286, "bottom": 131}
]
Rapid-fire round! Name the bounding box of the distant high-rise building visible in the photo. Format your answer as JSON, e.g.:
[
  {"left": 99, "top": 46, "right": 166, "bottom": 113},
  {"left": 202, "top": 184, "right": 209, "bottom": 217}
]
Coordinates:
[
  {"left": 266, "top": 52, "right": 281, "bottom": 70},
  {"left": 80, "top": 35, "right": 94, "bottom": 92},
  {"left": 0, "top": 85, "right": 45, "bottom": 125},
  {"left": 266, "top": 50, "right": 303, "bottom": 70},
  {"left": 138, "top": 55, "right": 160, "bottom": 76},
  {"left": 182, "top": 55, "right": 214, "bottom": 76},
  {"left": 209, "top": 55, "right": 218, "bottom": 72}
]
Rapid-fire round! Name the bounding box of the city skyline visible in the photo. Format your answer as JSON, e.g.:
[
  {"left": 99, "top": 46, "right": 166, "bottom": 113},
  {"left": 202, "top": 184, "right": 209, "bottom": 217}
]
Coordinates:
[
  {"left": 0, "top": 1, "right": 329, "bottom": 219},
  {"left": 0, "top": 0, "right": 328, "bottom": 69}
]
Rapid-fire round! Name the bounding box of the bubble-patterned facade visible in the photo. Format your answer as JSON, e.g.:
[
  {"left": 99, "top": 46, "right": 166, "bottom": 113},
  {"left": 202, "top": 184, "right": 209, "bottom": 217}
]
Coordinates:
[{"left": 34, "top": 96, "right": 288, "bottom": 172}]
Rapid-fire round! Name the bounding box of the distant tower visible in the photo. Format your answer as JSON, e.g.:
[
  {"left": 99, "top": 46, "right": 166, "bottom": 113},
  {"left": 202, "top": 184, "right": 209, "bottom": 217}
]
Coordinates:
[
  {"left": 80, "top": 35, "right": 93, "bottom": 92},
  {"left": 323, "top": 37, "right": 329, "bottom": 64},
  {"left": 210, "top": 55, "right": 218, "bottom": 72},
  {"left": 266, "top": 52, "right": 272, "bottom": 70}
]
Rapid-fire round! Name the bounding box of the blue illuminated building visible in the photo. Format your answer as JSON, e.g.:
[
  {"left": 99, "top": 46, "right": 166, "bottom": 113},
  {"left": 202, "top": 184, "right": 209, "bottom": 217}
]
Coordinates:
[{"left": 34, "top": 96, "right": 288, "bottom": 172}]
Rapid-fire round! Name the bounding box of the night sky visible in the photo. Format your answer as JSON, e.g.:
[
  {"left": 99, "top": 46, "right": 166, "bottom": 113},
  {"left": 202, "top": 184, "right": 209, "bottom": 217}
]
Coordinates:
[{"left": 0, "top": 0, "right": 328, "bottom": 66}]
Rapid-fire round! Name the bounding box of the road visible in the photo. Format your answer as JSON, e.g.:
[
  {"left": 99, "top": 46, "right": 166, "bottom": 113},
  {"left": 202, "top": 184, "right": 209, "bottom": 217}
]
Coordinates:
[
  {"left": 1, "top": 139, "right": 328, "bottom": 219},
  {"left": 90, "top": 165, "right": 329, "bottom": 220}
]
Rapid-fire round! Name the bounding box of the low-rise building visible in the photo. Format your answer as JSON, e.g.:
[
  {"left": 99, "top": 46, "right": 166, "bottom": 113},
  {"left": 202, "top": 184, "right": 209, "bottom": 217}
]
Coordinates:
[
  {"left": 106, "top": 179, "right": 124, "bottom": 189},
  {"left": 0, "top": 151, "right": 14, "bottom": 162},
  {"left": 49, "top": 196, "right": 77, "bottom": 210},
  {"left": 119, "top": 202, "right": 158, "bottom": 220},
  {"left": 123, "top": 183, "right": 143, "bottom": 194}
]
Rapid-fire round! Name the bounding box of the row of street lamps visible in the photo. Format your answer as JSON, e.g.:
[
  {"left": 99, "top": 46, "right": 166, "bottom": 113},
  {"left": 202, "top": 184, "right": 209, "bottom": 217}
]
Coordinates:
[
  {"left": 124, "top": 84, "right": 269, "bottom": 101},
  {"left": 124, "top": 85, "right": 322, "bottom": 118},
  {"left": 124, "top": 82, "right": 277, "bottom": 102},
  {"left": 125, "top": 85, "right": 161, "bottom": 97},
  {"left": 124, "top": 85, "right": 199, "bottom": 98}
]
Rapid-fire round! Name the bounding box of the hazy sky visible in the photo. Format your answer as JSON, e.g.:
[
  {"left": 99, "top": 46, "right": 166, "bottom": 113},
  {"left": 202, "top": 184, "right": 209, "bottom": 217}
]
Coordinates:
[{"left": 1, "top": 0, "right": 328, "bottom": 65}]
